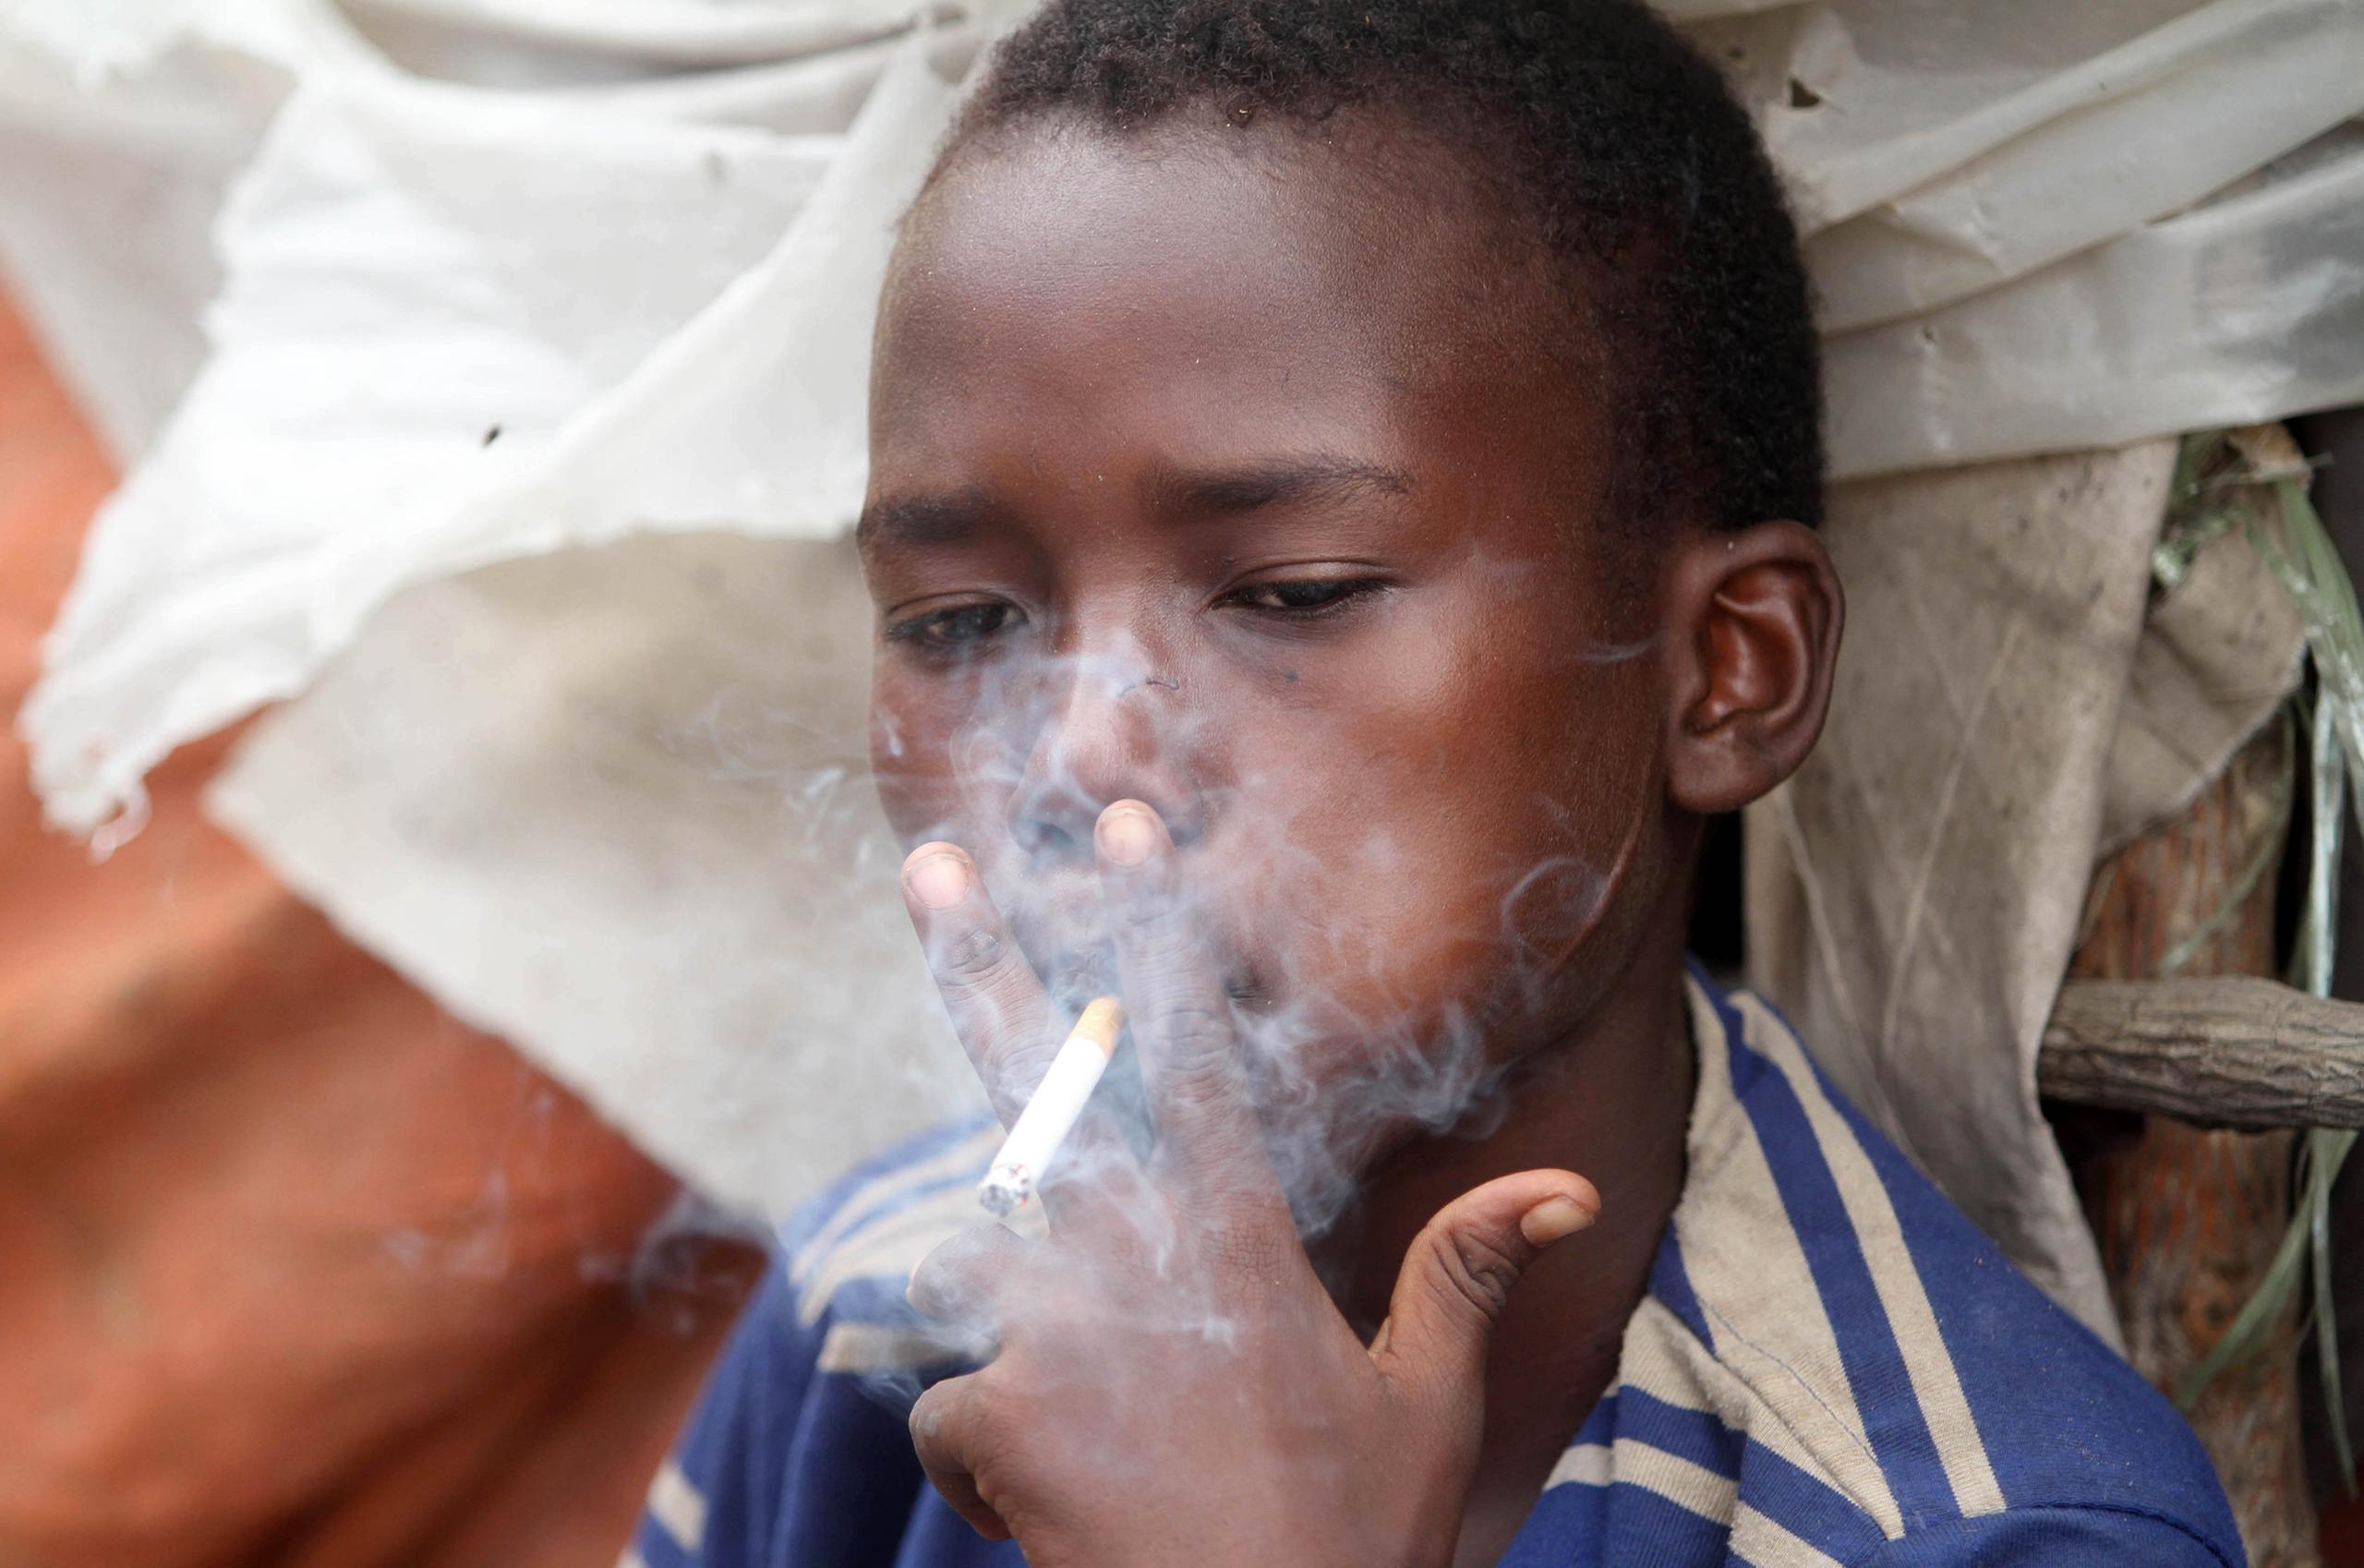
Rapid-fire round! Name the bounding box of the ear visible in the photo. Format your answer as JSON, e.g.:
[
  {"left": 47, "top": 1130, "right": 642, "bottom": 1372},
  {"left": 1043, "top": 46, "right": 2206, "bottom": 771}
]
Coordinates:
[{"left": 1660, "top": 521, "right": 1843, "bottom": 815}]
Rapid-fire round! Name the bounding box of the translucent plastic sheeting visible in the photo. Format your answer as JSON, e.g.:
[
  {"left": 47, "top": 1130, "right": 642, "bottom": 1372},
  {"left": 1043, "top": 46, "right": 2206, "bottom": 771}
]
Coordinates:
[
  {"left": 3, "top": 0, "right": 2358, "bottom": 1269},
  {"left": 1729, "top": 0, "right": 2364, "bottom": 476},
  {"left": 18, "top": 13, "right": 967, "bottom": 841},
  {"left": 1785, "top": 0, "right": 2364, "bottom": 330},
  {"left": 0, "top": 41, "right": 281, "bottom": 456},
  {"left": 0, "top": 0, "right": 222, "bottom": 80},
  {"left": 1828, "top": 131, "right": 2364, "bottom": 476},
  {"left": 340, "top": 0, "right": 937, "bottom": 72}
]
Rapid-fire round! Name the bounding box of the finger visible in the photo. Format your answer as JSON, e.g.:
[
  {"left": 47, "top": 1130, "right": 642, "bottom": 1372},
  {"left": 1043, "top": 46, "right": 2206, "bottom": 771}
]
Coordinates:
[
  {"left": 908, "top": 1374, "right": 1009, "bottom": 1540},
  {"left": 1095, "top": 801, "right": 1280, "bottom": 1208},
  {"left": 902, "top": 842, "right": 1062, "bottom": 1126},
  {"left": 907, "top": 1221, "right": 1032, "bottom": 1333},
  {"left": 903, "top": 842, "right": 1136, "bottom": 1227},
  {"left": 1371, "top": 1169, "right": 1599, "bottom": 1411}
]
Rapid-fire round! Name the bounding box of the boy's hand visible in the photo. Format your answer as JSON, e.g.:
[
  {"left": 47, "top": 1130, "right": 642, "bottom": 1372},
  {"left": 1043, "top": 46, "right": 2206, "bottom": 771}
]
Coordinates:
[{"left": 896, "top": 802, "right": 1598, "bottom": 1568}]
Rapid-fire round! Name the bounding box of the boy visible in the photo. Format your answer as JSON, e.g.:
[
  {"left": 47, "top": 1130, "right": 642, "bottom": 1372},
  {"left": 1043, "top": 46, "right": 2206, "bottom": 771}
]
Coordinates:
[{"left": 625, "top": 3, "right": 2243, "bottom": 1564}]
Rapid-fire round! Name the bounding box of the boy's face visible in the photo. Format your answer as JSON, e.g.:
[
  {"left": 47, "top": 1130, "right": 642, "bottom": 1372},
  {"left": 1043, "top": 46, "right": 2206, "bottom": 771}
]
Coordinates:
[{"left": 861, "top": 117, "right": 1683, "bottom": 1111}]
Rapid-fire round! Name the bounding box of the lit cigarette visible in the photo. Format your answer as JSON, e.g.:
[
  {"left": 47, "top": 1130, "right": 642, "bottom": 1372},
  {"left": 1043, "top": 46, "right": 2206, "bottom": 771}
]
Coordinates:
[{"left": 978, "top": 996, "right": 1124, "bottom": 1216}]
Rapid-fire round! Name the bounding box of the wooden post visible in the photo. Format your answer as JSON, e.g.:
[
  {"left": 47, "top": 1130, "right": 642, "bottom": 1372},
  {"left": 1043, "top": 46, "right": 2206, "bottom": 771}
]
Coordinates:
[
  {"left": 2067, "top": 720, "right": 2319, "bottom": 1565},
  {"left": 2040, "top": 978, "right": 2364, "bottom": 1129}
]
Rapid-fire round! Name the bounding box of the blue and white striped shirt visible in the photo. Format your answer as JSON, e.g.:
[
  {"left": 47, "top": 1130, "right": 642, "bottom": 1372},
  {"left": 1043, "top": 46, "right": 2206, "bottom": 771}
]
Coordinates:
[{"left": 624, "top": 971, "right": 2243, "bottom": 1567}]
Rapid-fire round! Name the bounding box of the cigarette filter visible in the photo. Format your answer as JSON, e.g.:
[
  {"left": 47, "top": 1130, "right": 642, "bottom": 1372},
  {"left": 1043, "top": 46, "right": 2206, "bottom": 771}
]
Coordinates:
[{"left": 977, "top": 996, "right": 1124, "bottom": 1216}]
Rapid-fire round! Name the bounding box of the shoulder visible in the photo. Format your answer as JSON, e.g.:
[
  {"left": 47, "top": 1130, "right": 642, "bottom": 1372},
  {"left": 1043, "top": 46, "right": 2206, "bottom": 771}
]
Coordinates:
[
  {"left": 778, "top": 1112, "right": 1008, "bottom": 1368},
  {"left": 1553, "top": 973, "right": 2242, "bottom": 1567},
  {"left": 621, "top": 1116, "right": 1011, "bottom": 1568}
]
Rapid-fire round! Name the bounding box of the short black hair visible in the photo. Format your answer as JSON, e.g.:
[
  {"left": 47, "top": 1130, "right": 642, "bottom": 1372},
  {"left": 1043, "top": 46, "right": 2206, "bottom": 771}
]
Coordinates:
[{"left": 933, "top": 0, "right": 1823, "bottom": 537}]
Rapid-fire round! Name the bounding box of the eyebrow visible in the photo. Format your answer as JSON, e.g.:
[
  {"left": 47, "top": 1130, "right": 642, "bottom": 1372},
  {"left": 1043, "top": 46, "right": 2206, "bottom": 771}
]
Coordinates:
[
  {"left": 854, "top": 455, "right": 1414, "bottom": 553},
  {"left": 1148, "top": 455, "right": 1414, "bottom": 518},
  {"left": 854, "top": 488, "right": 996, "bottom": 554}
]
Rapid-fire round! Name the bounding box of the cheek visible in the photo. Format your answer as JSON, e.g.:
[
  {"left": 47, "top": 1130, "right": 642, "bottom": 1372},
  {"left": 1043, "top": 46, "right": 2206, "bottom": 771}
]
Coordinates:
[
  {"left": 1217, "top": 667, "right": 1655, "bottom": 1061},
  {"left": 1247, "top": 814, "right": 1583, "bottom": 1025},
  {"left": 868, "top": 663, "right": 1015, "bottom": 847}
]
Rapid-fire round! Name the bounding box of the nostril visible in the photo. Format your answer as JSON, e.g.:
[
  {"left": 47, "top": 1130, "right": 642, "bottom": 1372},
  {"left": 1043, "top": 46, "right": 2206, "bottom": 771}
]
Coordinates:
[
  {"left": 1008, "top": 773, "right": 1102, "bottom": 861},
  {"left": 1010, "top": 814, "right": 1079, "bottom": 861},
  {"left": 1006, "top": 663, "right": 1200, "bottom": 857}
]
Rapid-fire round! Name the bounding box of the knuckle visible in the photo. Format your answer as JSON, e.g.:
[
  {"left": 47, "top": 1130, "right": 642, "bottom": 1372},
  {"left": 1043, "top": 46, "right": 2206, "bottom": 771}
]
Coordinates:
[
  {"left": 1429, "top": 1228, "right": 1521, "bottom": 1321},
  {"left": 1150, "top": 1001, "right": 1236, "bottom": 1075},
  {"left": 907, "top": 1238, "right": 966, "bottom": 1320},
  {"left": 909, "top": 1381, "right": 960, "bottom": 1448},
  {"left": 928, "top": 1224, "right": 1014, "bottom": 1296},
  {"left": 1152, "top": 1019, "right": 1247, "bottom": 1136},
  {"left": 1115, "top": 902, "right": 1207, "bottom": 977},
  {"left": 983, "top": 1043, "right": 1060, "bottom": 1110},
  {"left": 1115, "top": 894, "right": 1187, "bottom": 940},
  {"left": 916, "top": 1370, "right": 1033, "bottom": 1465},
  {"left": 935, "top": 923, "right": 1011, "bottom": 986},
  {"left": 909, "top": 1372, "right": 1010, "bottom": 1455}
]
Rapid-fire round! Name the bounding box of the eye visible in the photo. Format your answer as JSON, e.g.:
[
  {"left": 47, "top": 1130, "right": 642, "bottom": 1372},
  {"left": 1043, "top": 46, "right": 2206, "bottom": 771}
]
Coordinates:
[
  {"left": 1224, "top": 577, "right": 1387, "bottom": 615},
  {"left": 884, "top": 601, "right": 1023, "bottom": 652}
]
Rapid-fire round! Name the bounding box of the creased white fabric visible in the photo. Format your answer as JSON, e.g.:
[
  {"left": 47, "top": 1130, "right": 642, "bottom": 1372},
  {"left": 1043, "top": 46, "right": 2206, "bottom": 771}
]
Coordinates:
[
  {"left": 20, "top": 20, "right": 965, "bottom": 844},
  {"left": 208, "top": 533, "right": 977, "bottom": 1217}
]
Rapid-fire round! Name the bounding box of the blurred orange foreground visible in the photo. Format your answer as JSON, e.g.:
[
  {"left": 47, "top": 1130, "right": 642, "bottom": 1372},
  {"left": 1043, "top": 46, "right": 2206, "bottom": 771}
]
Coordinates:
[{"left": 0, "top": 292, "right": 755, "bottom": 1567}]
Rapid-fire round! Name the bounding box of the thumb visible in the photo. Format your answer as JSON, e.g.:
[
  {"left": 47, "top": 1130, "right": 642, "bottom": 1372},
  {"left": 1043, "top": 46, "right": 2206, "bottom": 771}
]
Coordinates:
[{"left": 1371, "top": 1169, "right": 1599, "bottom": 1405}]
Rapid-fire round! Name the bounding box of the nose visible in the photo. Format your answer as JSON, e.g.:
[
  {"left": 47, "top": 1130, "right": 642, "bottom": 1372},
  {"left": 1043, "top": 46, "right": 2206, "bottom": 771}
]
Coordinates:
[{"left": 1007, "top": 639, "right": 1204, "bottom": 862}]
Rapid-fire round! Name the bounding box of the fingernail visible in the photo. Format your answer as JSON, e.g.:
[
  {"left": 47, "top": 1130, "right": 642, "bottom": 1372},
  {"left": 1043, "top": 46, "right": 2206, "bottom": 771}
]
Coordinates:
[
  {"left": 1519, "top": 1195, "right": 1598, "bottom": 1247},
  {"left": 1097, "top": 804, "right": 1158, "bottom": 868},
  {"left": 906, "top": 851, "right": 970, "bottom": 911}
]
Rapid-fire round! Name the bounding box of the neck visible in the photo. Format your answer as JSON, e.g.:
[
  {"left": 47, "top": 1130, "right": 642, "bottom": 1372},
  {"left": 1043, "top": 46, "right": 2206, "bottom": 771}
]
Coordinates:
[{"left": 1311, "top": 922, "right": 1696, "bottom": 1561}]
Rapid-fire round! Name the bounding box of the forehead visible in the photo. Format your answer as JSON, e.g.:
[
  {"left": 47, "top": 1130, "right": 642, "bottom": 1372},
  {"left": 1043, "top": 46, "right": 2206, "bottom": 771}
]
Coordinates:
[{"left": 869, "top": 113, "right": 1587, "bottom": 482}]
